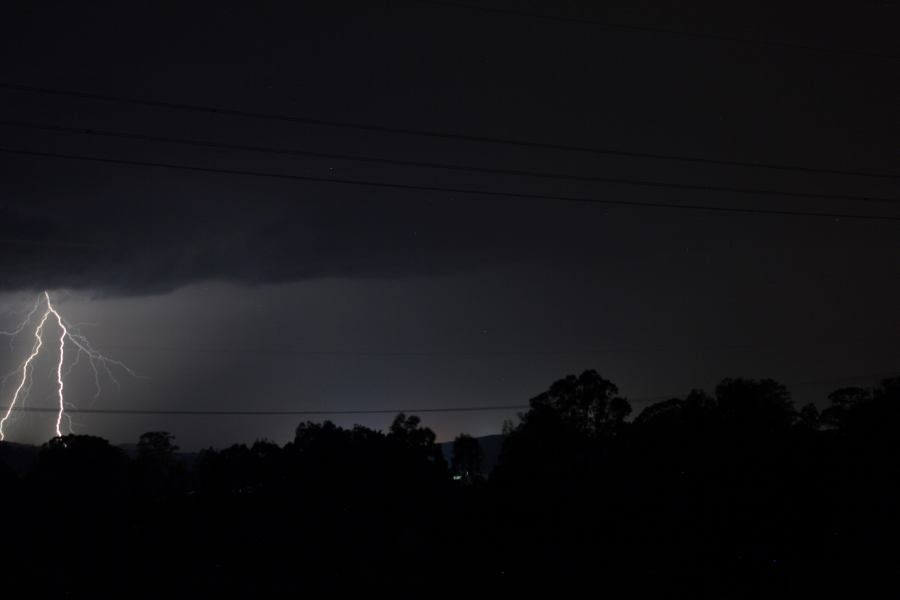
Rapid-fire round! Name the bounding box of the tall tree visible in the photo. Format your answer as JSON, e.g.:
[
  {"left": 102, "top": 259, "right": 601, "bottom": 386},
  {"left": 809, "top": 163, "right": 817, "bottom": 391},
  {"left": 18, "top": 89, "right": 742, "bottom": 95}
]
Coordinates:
[{"left": 451, "top": 434, "right": 483, "bottom": 481}]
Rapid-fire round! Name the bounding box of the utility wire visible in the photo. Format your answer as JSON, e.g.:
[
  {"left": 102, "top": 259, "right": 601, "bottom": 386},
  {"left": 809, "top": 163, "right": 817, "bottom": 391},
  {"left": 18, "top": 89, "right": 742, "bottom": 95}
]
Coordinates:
[
  {"left": 2, "top": 119, "right": 894, "bottom": 206},
  {"left": 1, "top": 146, "right": 899, "bottom": 222},
  {"left": 83, "top": 335, "right": 900, "bottom": 357},
  {"left": 2, "top": 371, "right": 894, "bottom": 416},
  {"left": 1, "top": 82, "right": 894, "bottom": 180},
  {"left": 0, "top": 405, "right": 529, "bottom": 416},
  {"left": 410, "top": 0, "right": 900, "bottom": 61}
]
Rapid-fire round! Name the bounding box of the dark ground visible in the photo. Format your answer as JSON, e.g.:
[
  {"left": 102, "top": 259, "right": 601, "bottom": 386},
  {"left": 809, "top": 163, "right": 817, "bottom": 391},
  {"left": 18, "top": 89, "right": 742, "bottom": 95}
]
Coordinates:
[{"left": 1, "top": 371, "right": 898, "bottom": 597}]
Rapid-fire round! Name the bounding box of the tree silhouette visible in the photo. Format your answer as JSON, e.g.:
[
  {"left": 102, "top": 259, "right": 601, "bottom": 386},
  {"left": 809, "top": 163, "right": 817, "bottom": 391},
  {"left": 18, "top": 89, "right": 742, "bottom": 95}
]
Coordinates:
[
  {"left": 133, "top": 431, "right": 184, "bottom": 500},
  {"left": 822, "top": 386, "right": 871, "bottom": 430},
  {"left": 796, "top": 403, "right": 821, "bottom": 430},
  {"left": 528, "top": 369, "right": 631, "bottom": 436},
  {"left": 0, "top": 370, "right": 896, "bottom": 595},
  {"left": 389, "top": 413, "right": 436, "bottom": 449},
  {"left": 138, "top": 431, "right": 179, "bottom": 458},
  {"left": 715, "top": 377, "right": 795, "bottom": 433},
  {"left": 451, "top": 433, "right": 482, "bottom": 481},
  {"left": 35, "top": 434, "right": 129, "bottom": 501},
  {"left": 496, "top": 370, "right": 632, "bottom": 486}
]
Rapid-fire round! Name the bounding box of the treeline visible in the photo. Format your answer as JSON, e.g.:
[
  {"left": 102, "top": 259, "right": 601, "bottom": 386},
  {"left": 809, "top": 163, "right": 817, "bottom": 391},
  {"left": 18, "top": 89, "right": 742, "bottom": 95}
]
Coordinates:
[{"left": 0, "top": 371, "right": 898, "bottom": 597}]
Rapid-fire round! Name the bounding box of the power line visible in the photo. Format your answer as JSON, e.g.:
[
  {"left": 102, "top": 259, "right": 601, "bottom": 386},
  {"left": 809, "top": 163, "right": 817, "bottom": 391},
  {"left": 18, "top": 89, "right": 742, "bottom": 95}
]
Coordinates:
[
  {"left": 410, "top": 0, "right": 900, "bottom": 61},
  {"left": 0, "top": 405, "right": 529, "bottom": 416},
  {"left": 83, "top": 335, "right": 900, "bottom": 357},
  {"left": 2, "top": 371, "right": 894, "bottom": 416},
  {"left": 2, "top": 119, "right": 895, "bottom": 206},
  {"left": 2, "top": 146, "right": 900, "bottom": 222},
  {"left": 1, "top": 82, "right": 895, "bottom": 180}
]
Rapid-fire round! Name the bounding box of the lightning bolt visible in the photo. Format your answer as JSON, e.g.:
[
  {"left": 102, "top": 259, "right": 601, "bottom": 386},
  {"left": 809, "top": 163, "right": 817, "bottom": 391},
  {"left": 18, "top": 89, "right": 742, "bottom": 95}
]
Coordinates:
[
  {"left": 0, "top": 308, "right": 50, "bottom": 441},
  {"left": 0, "top": 295, "right": 42, "bottom": 349},
  {"left": 44, "top": 294, "right": 67, "bottom": 437},
  {"left": 0, "top": 291, "right": 136, "bottom": 441}
]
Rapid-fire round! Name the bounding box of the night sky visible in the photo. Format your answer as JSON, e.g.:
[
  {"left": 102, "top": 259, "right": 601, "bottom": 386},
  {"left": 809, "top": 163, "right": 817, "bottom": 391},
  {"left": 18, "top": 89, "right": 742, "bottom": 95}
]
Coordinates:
[{"left": 1, "top": 0, "right": 897, "bottom": 448}]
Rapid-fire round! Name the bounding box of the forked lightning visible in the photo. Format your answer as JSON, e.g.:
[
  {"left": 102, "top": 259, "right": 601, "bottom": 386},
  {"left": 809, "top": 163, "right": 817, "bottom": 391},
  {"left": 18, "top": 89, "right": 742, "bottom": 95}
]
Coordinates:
[{"left": 0, "top": 291, "right": 136, "bottom": 440}]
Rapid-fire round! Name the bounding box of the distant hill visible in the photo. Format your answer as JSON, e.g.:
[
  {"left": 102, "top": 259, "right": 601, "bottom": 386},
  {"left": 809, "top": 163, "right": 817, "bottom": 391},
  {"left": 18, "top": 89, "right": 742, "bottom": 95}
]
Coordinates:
[{"left": 440, "top": 434, "right": 505, "bottom": 476}]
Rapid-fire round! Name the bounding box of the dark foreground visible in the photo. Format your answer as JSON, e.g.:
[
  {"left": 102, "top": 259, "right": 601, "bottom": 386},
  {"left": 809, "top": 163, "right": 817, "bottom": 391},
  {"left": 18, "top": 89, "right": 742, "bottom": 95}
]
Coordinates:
[{"left": 1, "top": 371, "right": 897, "bottom": 598}]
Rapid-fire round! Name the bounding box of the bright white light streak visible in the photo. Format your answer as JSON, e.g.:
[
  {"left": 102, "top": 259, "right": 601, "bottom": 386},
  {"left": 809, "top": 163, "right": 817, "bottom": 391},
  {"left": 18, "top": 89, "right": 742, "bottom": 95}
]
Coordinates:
[
  {"left": 44, "top": 292, "right": 68, "bottom": 437},
  {"left": 0, "top": 309, "right": 50, "bottom": 440},
  {"left": 0, "top": 295, "right": 42, "bottom": 350},
  {"left": 0, "top": 291, "right": 137, "bottom": 441}
]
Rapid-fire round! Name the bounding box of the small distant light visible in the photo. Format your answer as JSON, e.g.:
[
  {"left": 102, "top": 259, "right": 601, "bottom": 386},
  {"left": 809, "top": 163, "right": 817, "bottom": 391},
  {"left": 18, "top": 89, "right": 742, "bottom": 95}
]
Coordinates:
[{"left": 452, "top": 475, "right": 462, "bottom": 481}]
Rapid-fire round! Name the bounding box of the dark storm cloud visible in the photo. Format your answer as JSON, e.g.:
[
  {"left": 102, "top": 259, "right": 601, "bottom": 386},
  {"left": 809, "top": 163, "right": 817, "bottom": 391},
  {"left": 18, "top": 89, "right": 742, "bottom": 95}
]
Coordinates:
[
  {"left": 0, "top": 184, "right": 494, "bottom": 295},
  {"left": 1, "top": 0, "right": 895, "bottom": 295},
  {"left": 0, "top": 160, "right": 611, "bottom": 295}
]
